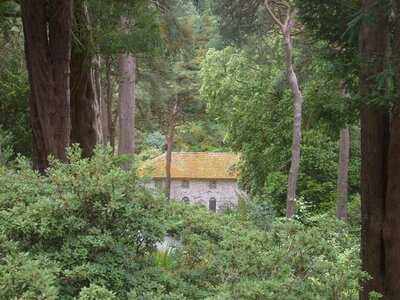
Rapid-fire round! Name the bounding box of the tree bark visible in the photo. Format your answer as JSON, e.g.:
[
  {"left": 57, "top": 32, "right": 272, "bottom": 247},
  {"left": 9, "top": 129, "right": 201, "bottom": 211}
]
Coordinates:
[
  {"left": 359, "top": 0, "right": 389, "bottom": 298},
  {"left": 21, "top": 0, "right": 73, "bottom": 172},
  {"left": 70, "top": 0, "right": 103, "bottom": 158},
  {"left": 117, "top": 17, "right": 136, "bottom": 167},
  {"left": 336, "top": 127, "right": 350, "bottom": 221},
  {"left": 101, "top": 56, "right": 114, "bottom": 149},
  {"left": 117, "top": 53, "right": 136, "bottom": 163},
  {"left": 383, "top": 1, "right": 400, "bottom": 297},
  {"left": 283, "top": 24, "right": 304, "bottom": 219},
  {"left": 384, "top": 105, "right": 400, "bottom": 299}
]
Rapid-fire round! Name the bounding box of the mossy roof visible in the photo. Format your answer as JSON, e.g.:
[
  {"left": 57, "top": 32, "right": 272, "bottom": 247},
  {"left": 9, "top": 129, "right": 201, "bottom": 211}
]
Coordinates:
[{"left": 139, "top": 152, "right": 239, "bottom": 180}]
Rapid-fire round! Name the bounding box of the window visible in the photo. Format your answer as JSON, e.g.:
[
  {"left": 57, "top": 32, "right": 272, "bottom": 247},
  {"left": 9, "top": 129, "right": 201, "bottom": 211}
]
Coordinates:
[
  {"left": 181, "top": 180, "right": 190, "bottom": 188},
  {"left": 182, "top": 197, "right": 190, "bottom": 203},
  {"left": 209, "top": 198, "right": 217, "bottom": 212},
  {"left": 155, "top": 180, "right": 163, "bottom": 190},
  {"left": 209, "top": 180, "right": 217, "bottom": 189}
]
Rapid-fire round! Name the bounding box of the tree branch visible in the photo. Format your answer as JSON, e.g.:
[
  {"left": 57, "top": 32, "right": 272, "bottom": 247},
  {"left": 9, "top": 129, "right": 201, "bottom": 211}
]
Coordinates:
[{"left": 264, "top": 0, "right": 284, "bottom": 29}]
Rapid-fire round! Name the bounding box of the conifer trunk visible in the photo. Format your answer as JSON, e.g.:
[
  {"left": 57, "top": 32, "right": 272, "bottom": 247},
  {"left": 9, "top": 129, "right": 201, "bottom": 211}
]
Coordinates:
[
  {"left": 383, "top": 1, "right": 400, "bottom": 297},
  {"left": 359, "top": 0, "right": 389, "bottom": 297},
  {"left": 21, "top": 0, "right": 73, "bottom": 172},
  {"left": 117, "top": 51, "right": 136, "bottom": 165},
  {"left": 70, "top": 0, "right": 103, "bottom": 157},
  {"left": 101, "top": 56, "right": 114, "bottom": 149}
]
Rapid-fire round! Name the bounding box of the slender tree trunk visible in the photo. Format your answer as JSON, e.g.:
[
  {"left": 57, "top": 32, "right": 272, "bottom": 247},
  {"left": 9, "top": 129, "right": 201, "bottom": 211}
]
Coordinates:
[
  {"left": 359, "top": 0, "right": 389, "bottom": 298},
  {"left": 21, "top": 0, "right": 73, "bottom": 172},
  {"left": 336, "top": 127, "right": 350, "bottom": 221},
  {"left": 282, "top": 21, "right": 304, "bottom": 219},
  {"left": 70, "top": 0, "right": 103, "bottom": 158},
  {"left": 165, "top": 126, "right": 174, "bottom": 199},
  {"left": 264, "top": 1, "right": 304, "bottom": 218},
  {"left": 101, "top": 56, "right": 114, "bottom": 149}
]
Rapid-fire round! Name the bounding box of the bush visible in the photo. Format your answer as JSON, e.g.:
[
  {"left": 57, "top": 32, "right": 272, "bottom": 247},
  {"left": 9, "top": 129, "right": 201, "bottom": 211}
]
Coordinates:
[
  {"left": 0, "top": 148, "right": 364, "bottom": 299},
  {"left": 0, "top": 147, "right": 166, "bottom": 299},
  {"left": 165, "top": 202, "right": 365, "bottom": 299},
  {"left": 78, "top": 284, "right": 116, "bottom": 300}
]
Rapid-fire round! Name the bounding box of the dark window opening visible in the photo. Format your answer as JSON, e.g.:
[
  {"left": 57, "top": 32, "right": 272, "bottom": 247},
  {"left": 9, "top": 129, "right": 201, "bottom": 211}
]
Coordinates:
[
  {"left": 209, "top": 180, "right": 217, "bottom": 189},
  {"left": 181, "top": 180, "right": 190, "bottom": 188},
  {"left": 209, "top": 198, "right": 217, "bottom": 212}
]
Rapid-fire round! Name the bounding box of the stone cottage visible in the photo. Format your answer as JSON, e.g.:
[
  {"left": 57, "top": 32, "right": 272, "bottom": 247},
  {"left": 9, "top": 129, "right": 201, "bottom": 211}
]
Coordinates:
[{"left": 140, "top": 152, "right": 241, "bottom": 212}]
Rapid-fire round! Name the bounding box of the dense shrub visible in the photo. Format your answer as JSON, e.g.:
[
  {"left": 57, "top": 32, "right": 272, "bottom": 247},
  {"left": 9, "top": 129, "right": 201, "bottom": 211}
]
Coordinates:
[
  {"left": 164, "top": 203, "right": 364, "bottom": 299},
  {"left": 0, "top": 149, "right": 364, "bottom": 299},
  {"left": 0, "top": 147, "right": 166, "bottom": 299}
]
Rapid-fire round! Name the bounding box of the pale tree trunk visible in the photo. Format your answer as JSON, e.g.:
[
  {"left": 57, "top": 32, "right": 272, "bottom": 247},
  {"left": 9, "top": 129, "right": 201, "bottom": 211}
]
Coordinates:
[
  {"left": 165, "top": 127, "right": 174, "bottom": 200},
  {"left": 165, "top": 99, "right": 179, "bottom": 199},
  {"left": 70, "top": 0, "right": 103, "bottom": 157},
  {"left": 21, "top": 0, "right": 73, "bottom": 172},
  {"left": 117, "top": 17, "right": 136, "bottom": 168},
  {"left": 117, "top": 54, "right": 136, "bottom": 158},
  {"left": 336, "top": 127, "right": 350, "bottom": 221},
  {"left": 264, "top": 1, "right": 304, "bottom": 218}
]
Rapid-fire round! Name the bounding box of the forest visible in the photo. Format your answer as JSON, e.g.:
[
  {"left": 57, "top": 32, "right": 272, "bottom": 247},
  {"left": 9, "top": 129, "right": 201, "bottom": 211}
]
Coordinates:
[{"left": 0, "top": 0, "right": 398, "bottom": 299}]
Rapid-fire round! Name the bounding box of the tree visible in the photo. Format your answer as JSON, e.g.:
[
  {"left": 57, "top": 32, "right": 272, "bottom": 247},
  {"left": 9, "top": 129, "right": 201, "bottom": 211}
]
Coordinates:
[
  {"left": 21, "top": 0, "right": 73, "bottom": 172},
  {"left": 383, "top": 0, "right": 400, "bottom": 297},
  {"left": 117, "top": 16, "right": 136, "bottom": 167},
  {"left": 358, "top": 0, "right": 389, "bottom": 297},
  {"left": 264, "top": 0, "right": 304, "bottom": 218},
  {"left": 70, "top": 0, "right": 103, "bottom": 158}
]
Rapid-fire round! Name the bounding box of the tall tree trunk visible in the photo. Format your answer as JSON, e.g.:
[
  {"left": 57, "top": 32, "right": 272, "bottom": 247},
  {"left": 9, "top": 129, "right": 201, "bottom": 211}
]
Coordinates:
[
  {"left": 165, "top": 126, "right": 174, "bottom": 200},
  {"left": 101, "top": 56, "right": 114, "bottom": 149},
  {"left": 117, "top": 52, "right": 136, "bottom": 162},
  {"left": 117, "top": 16, "right": 136, "bottom": 167},
  {"left": 384, "top": 105, "right": 400, "bottom": 299},
  {"left": 383, "top": 1, "right": 400, "bottom": 298},
  {"left": 70, "top": 0, "right": 103, "bottom": 158},
  {"left": 21, "top": 0, "right": 73, "bottom": 172},
  {"left": 359, "top": 0, "right": 389, "bottom": 298},
  {"left": 336, "top": 127, "right": 350, "bottom": 221},
  {"left": 282, "top": 18, "right": 304, "bottom": 219}
]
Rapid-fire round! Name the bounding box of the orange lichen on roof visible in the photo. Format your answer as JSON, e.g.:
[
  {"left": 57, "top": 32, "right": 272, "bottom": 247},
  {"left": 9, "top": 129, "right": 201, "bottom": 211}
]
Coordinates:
[{"left": 139, "top": 152, "right": 239, "bottom": 179}]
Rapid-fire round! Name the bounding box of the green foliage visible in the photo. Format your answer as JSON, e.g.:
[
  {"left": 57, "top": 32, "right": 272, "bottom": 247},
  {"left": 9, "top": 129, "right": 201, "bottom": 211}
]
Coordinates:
[
  {"left": 164, "top": 202, "right": 365, "bottom": 299},
  {"left": 0, "top": 147, "right": 167, "bottom": 299},
  {"left": 0, "top": 127, "right": 14, "bottom": 164},
  {"left": 0, "top": 252, "right": 59, "bottom": 300},
  {"left": 89, "top": 0, "right": 162, "bottom": 55},
  {"left": 78, "top": 284, "right": 117, "bottom": 300},
  {"left": 200, "top": 39, "right": 361, "bottom": 215},
  {"left": 0, "top": 21, "right": 31, "bottom": 157},
  {"left": 0, "top": 150, "right": 364, "bottom": 299}
]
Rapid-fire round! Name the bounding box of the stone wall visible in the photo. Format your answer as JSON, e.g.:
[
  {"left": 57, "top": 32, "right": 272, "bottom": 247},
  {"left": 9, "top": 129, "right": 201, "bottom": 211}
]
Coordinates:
[{"left": 148, "top": 179, "right": 240, "bottom": 212}]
